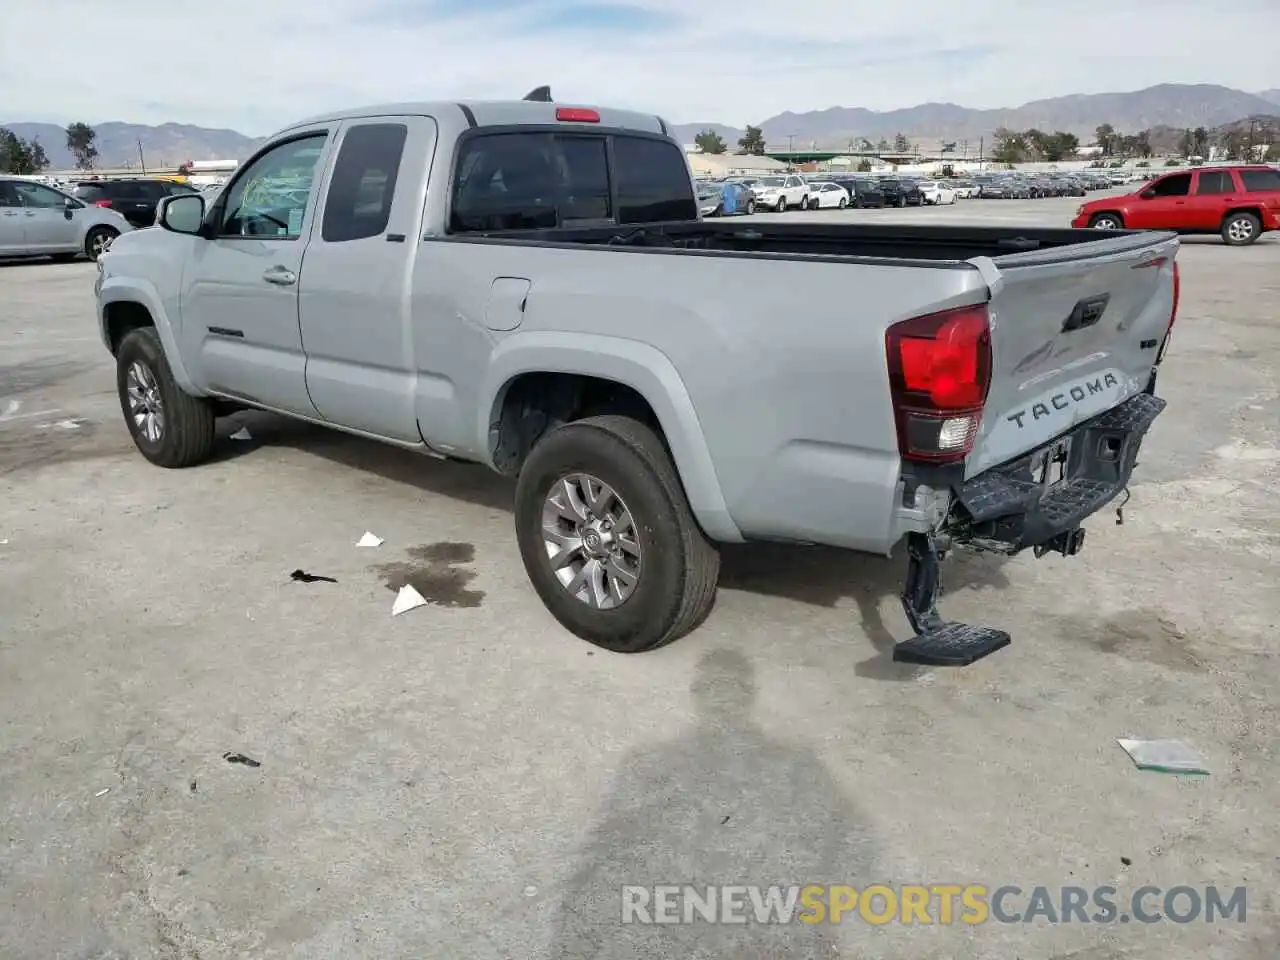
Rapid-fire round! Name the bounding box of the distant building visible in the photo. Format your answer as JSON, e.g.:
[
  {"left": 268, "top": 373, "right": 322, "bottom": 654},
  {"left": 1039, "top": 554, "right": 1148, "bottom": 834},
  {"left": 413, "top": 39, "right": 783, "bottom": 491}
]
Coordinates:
[{"left": 686, "top": 152, "right": 788, "bottom": 177}]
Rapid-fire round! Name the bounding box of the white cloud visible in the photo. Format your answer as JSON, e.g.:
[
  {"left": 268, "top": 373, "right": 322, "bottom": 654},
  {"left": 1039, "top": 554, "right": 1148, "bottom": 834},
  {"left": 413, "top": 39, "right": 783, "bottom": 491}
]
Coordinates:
[{"left": 2, "top": 0, "right": 1276, "bottom": 132}]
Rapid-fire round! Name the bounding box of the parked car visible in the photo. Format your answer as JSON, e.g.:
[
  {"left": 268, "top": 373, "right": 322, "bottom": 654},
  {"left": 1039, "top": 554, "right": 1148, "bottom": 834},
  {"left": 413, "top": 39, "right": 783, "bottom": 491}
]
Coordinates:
[
  {"left": 946, "top": 180, "right": 977, "bottom": 199},
  {"left": 977, "top": 180, "right": 1007, "bottom": 199},
  {"left": 804, "top": 182, "right": 851, "bottom": 209},
  {"left": 831, "top": 178, "right": 884, "bottom": 208},
  {"left": 752, "top": 175, "right": 808, "bottom": 212},
  {"left": 73, "top": 178, "right": 201, "bottom": 228},
  {"left": 697, "top": 183, "right": 725, "bottom": 217},
  {"left": 1072, "top": 165, "right": 1280, "bottom": 246},
  {"left": 879, "top": 177, "right": 922, "bottom": 207},
  {"left": 918, "top": 181, "right": 957, "bottom": 205},
  {"left": 96, "top": 94, "right": 1181, "bottom": 667},
  {"left": 0, "top": 175, "right": 133, "bottom": 261}
]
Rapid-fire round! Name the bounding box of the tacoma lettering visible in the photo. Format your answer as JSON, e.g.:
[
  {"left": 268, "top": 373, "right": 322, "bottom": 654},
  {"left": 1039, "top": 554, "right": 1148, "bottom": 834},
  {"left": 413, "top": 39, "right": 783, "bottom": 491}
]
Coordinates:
[{"left": 1006, "top": 373, "right": 1121, "bottom": 429}]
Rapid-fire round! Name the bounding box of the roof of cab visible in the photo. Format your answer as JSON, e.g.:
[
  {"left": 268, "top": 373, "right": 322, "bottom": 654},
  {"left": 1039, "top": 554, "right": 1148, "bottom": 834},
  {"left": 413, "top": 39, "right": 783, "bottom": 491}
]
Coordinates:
[{"left": 281, "top": 99, "right": 671, "bottom": 139}]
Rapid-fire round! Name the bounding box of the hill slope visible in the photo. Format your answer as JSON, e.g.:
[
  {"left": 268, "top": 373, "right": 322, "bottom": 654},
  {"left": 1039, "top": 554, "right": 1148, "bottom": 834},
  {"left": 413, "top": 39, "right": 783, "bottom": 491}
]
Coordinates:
[
  {"left": 0, "top": 121, "right": 260, "bottom": 169},
  {"left": 674, "top": 83, "right": 1280, "bottom": 150}
]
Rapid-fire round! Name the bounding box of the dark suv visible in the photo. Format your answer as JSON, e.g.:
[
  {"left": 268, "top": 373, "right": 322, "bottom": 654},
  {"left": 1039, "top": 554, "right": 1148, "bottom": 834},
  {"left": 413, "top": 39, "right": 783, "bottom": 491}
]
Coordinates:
[
  {"left": 878, "top": 177, "right": 923, "bottom": 207},
  {"left": 72, "top": 178, "right": 198, "bottom": 228}
]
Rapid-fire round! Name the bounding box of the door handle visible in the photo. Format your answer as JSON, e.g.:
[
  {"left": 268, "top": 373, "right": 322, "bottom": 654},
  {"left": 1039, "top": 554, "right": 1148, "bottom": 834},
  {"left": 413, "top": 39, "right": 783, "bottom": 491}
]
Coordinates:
[{"left": 262, "top": 266, "right": 297, "bottom": 286}]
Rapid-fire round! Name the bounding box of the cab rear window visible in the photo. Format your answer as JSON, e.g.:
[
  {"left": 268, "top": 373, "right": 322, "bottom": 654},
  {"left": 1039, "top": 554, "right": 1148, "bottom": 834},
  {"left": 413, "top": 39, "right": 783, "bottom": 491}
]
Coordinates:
[{"left": 450, "top": 130, "right": 695, "bottom": 232}]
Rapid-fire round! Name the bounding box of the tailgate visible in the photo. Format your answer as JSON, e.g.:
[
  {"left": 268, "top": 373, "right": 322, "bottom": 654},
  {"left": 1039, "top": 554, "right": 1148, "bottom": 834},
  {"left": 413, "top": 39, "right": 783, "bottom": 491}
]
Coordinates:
[{"left": 965, "top": 231, "right": 1179, "bottom": 478}]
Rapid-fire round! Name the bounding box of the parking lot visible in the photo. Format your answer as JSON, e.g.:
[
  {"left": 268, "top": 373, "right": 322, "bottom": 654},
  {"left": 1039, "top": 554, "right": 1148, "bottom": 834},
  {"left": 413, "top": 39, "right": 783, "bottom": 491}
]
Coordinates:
[{"left": 2, "top": 194, "right": 1278, "bottom": 959}]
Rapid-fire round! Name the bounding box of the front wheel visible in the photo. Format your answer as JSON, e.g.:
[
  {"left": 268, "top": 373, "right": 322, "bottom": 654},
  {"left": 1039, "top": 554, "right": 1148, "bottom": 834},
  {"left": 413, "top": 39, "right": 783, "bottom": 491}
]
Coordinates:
[
  {"left": 745, "top": 199, "right": 756, "bottom": 215},
  {"left": 116, "top": 327, "right": 216, "bottom": 468},
  {"left": 776, "top": 197, "right": 787, "bottom": 212},
  {"left": 514, "top": 415, "right": 720, "bottom": 653},
  {"left": 84, "top": 226, "right": 118, "bottom": 261},
  {"left": 838, "top": 197, "right": 848, "bottom": 209},
  {"left": 1222, "top": 211, "right": 1260, "bottom": 246},
  {"left": 1089, "top": 213, "right": 1123, "bottom": 230}
]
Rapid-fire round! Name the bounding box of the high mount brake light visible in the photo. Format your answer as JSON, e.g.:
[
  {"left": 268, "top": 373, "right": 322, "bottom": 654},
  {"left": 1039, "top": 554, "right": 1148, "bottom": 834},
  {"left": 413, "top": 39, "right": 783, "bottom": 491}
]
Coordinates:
[
  {"left": 885, "top": 304, "right": 992, "bottom": 464},
  {"left": 555, "top": 107, "right": 600, "bottom": 123}
]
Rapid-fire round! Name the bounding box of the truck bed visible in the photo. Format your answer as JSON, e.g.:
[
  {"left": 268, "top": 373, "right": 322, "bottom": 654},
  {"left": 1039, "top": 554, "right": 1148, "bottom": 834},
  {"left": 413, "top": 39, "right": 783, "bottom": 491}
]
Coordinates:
[{"left": 448, "top": 220, "right": 1158, "bottom": 265}]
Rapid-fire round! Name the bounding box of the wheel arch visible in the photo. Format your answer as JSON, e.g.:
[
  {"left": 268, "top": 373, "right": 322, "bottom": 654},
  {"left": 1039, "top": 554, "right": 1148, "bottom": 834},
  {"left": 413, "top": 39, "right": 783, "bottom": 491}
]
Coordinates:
[
  {"left": 481, "top": 333, "right": 742, "bottom": 542},
  {"left": 99, "top": 279, "right": 201, "bottom": 394}
]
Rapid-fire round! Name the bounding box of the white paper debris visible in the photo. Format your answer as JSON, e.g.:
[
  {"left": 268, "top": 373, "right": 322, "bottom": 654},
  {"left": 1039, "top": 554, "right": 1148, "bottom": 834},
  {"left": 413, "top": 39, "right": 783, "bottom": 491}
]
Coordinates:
[
  {"left": 356, "top": 532, "right": 384, "bottom": 547},
  {"left": 1117, "top": 739, "right": 1209, "bottom": 775},
  {"left": 94, "top": 787, "right": 111, "bottom": 798},
  {"left": 229, "top": 426, "right": 253, "bottom": 441},
  {"left": 392, "top": 584, "right": 428, "bottom": 616}
]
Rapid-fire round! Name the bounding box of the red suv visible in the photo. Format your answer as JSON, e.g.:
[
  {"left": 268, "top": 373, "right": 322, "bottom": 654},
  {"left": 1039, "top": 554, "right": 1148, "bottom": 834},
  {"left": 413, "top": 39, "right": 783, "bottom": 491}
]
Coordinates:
[{"left": 1072, "top": 165, "right": 1280, "bottom": 246}]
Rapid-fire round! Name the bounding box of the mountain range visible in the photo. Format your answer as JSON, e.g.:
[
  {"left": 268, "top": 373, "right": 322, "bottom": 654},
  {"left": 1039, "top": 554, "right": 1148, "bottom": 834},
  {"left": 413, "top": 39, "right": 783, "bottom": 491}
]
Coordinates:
[
  {"left": 672, "top": 84, "right": 1280, "bottom": 149},
  {"left": 4, "top": 83, "right": 1280, "bottom": 168}
]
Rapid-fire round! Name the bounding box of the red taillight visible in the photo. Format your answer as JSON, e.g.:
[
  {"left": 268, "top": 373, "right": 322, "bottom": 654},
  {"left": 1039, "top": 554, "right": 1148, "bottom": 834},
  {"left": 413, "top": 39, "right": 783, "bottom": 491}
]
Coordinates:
[
  {"left": 1155, "top": 260, "right": 1179, "bottom": 365},
  {"left": 886, "top": 304, "right": 992, "bottom": 463},
  {"left": 92, "top": 199, "right": 113, "bottom": 208},
  {"left": 555, "top": 107, "right": 600, "bottom": 123}
]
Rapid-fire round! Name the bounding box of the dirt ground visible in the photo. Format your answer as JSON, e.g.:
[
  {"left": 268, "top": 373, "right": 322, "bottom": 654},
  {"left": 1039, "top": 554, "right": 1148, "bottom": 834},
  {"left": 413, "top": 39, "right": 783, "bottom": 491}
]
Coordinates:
[{"left": 2, "top": 200, "right": 1277, "bottom": 959}]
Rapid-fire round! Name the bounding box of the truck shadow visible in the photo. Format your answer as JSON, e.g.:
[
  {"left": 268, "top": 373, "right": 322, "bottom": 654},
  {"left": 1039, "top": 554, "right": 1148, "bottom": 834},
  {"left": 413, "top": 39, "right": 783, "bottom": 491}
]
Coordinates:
[{"left": 230, "top": 413, "right": 1012, "bottom": 678}]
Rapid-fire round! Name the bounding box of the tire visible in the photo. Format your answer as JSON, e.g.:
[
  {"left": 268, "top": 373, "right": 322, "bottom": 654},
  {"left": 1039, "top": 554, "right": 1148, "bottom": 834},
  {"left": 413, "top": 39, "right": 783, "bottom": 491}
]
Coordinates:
[
  {"left": 1089, "top": 213, "right": 1123, "bottom": 230},
  {"left": 84, "top": 226, "right": 119, "bottom": 261},
  {"left": 514, "top": 415, "right": 720, "bottom": 653},
  {"left": 1221, "top": 211, "right": 1260, "bottom": 246},
  {"left": 838, "top": 197, "right": 848, "bottom": 209},
  {"left": 116, "top": 327, "right": 216, "bottom": 468},
  {"left": 745, "top": 200, "right": 755, "bottom": 215},
  {"left": 776, "top": 197, "right": 787, "bottom": 212}
]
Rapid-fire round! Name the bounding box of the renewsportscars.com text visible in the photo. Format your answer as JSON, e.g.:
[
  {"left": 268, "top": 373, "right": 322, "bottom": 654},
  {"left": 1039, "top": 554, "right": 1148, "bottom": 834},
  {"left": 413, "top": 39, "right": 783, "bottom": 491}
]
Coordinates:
[{"left": 621, "top": 884, "right": 1247, "bottom": 926}]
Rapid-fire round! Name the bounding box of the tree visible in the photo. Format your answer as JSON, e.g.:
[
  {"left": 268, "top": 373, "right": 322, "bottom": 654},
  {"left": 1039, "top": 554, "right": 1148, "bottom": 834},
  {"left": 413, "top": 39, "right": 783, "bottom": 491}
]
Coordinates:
[
  {"left": 1192, "top": 126, "right": 1209, "bottom": 157},
  {"left": 1094, "top": 123, "right": 1115, "bottom": 156},
  {"left": 694, "top": 129, "right": 726, "bottom": 155},
  {"left": 856, "top": 158, "right": 872, "bottom": 172},
  {"left": 1135, "top": 130, "right": 1152, "bottom": 159},
  {"left": 65, "top": 121, "right": 99, "bottom": 170},
  {"left": 875, "top": 137, "right": 890, "bottom": 151},
  {"left": 736, "top": 125, "right": 765, "bottom": 156},
  {"left": 991, "top": 126, "right": 1027, "bottom": 164},
  {"left": 0, "top": 128, "right": 49, "bottom": 174},
  {"left": 892, "top": 132, "right": 911, "bottom": 153},
  {"left": 26, "top": 137, "right": 49, "bottom": 172},
  {"left": 1179, "top": 128, "right": 1194, "bottom": 158}
]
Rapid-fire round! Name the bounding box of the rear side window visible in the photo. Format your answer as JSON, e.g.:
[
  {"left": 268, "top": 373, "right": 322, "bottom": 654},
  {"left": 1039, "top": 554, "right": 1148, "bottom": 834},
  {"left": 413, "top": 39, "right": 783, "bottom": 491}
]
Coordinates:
[
  {"left": 611, "top": 136, "right": 696, "bottom": 224},
  {"left": 1149, "top": 174, "right": 1191, "bottom": 197},
  {"left": 75, "top": 183, "right": 107, "bottom": 202},
  {"left": 1196, "top": 171, "right": 1233, "bottom": 194},
  {"left": 322, "top": 123, "right": 408, "bottom": 242},
  {"left": 1239, "top": 169, "right": 1280, "bottom": 192}
]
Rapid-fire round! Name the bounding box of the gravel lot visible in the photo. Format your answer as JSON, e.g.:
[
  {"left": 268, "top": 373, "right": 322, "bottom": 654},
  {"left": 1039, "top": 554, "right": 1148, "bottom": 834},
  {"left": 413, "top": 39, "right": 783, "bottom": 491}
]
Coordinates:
[{"left": 2, "top": 195, "right": 1278, "bottom": 959}]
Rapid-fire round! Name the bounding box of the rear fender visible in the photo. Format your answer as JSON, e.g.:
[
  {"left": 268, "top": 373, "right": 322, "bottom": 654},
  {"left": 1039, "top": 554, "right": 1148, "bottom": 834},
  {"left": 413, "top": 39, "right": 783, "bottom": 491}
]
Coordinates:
[{"left": 481, "top": 331, "right": 743, "bottom": 542}]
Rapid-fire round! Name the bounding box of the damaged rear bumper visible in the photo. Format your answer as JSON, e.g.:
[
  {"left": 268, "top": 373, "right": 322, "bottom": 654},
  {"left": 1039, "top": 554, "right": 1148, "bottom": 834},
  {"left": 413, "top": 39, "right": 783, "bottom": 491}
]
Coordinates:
[{"left": 948, "top": 392, "right": 1167, "bottom": 554}]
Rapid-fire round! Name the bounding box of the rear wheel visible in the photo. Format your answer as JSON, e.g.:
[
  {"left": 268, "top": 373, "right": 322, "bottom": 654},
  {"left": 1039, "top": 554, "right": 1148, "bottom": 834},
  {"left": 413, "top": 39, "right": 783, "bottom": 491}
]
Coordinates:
[
  {"left": 85, "top": 226, "right": 118, "bottom": 261},
  {"left": 514, "top": 415, "right": 720, "bottom": 653},
  {"left": 1089, "top": 213, "right": 1123, "bottom": 230},
  {"left": 116, "top": 327, "right": 216, "bottom": 468},
  {"left": 1221, "top": 211, "right": 1260, "bottom": 246}
]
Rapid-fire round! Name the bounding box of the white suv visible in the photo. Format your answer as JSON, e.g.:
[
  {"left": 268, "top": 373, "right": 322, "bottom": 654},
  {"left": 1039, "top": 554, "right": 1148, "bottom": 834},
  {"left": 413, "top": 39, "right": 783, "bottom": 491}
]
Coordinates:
[{"left": 751, "top": 175, "right": 808, "bottom": 212}]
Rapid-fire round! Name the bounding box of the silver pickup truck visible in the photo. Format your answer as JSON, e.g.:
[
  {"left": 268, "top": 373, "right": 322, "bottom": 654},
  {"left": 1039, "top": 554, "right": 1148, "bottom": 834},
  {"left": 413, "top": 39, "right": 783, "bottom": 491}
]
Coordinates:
[{"left": 94, "top": 90, "right": 1180, "bottom": 667}]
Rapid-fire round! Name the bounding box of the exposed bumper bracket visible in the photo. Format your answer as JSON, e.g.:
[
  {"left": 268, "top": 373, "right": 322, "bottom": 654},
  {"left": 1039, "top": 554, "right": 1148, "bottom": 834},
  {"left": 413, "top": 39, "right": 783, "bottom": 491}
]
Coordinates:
[{"left": 894, "top": 532, "right": 1011, "bottom": 667}]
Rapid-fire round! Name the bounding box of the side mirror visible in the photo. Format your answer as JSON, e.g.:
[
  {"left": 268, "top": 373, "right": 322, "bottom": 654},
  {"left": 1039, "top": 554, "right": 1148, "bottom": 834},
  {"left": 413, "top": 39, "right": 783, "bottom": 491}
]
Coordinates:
[
  {"left": 1139, "top": 188, "right": 1155, "bottom": 199},
  {"left": 158, "top": 194, "right": 206, "bottom": 235}
]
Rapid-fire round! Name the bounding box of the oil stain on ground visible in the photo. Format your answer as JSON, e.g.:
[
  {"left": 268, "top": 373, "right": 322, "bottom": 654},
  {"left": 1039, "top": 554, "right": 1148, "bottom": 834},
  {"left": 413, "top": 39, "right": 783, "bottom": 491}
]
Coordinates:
[
  {"left": 1055, "top": 608, "right": 1206, "bottom": 673},
  {"left": 372, "top": 541, "right": 485, "bottom": 608}
]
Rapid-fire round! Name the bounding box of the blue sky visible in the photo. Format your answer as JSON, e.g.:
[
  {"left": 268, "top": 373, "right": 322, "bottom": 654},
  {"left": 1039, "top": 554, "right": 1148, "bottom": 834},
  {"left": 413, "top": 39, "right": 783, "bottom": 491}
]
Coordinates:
[{"left": 2, "top": 0, "right": 1276, "bottom": 132}]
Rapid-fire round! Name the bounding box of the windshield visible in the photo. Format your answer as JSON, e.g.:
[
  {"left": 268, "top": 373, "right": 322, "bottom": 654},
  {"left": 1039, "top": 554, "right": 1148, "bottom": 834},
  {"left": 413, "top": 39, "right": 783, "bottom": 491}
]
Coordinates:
[{"left": 758, "top": 178, "right": 785, "bottom": 187}]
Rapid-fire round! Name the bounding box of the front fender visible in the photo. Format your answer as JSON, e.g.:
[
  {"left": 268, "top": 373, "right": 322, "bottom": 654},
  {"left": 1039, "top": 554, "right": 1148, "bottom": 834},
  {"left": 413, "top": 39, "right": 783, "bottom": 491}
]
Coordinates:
[
  {"left": 97, "top": 276, "right": 201, "bottom": 395},
  {"left": 481, "top": 331, "right": 743, "bottom": 543}
]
